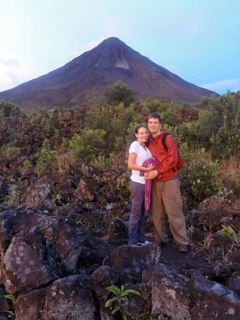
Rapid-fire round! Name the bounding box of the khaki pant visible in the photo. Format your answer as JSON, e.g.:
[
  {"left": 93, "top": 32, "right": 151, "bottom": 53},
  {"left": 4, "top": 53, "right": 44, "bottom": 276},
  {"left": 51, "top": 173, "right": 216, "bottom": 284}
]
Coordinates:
[{"left": 150, "top": 178, "right": 189, "bottom": 245}]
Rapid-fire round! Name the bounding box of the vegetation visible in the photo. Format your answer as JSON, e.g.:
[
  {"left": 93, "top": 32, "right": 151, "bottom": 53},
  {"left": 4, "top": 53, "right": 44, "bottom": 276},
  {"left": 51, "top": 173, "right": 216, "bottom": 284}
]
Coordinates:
[
  {"left": 104, "top": 80, "right": 134, "bottom": 107},
  {"left": 35, "top": 139, "right": 58, "bottom": 175},
  {"left": 105, "top": 285, "right": 140, "bottom": 320},
  {"left": 0, "top": 85, "right": 240, "bottom": 205}
]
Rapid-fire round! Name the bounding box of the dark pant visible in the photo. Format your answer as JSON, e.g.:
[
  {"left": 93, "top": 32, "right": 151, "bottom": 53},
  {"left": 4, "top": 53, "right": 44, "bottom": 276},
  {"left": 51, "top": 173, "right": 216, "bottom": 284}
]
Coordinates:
[{"left": 129, "top": 180, "right": 146, "bottom": 245}]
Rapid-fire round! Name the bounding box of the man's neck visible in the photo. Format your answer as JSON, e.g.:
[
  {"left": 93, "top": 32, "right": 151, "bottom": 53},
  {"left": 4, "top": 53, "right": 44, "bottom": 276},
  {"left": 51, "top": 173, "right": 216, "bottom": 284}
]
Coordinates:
[{"left": 152, "top": 130, "right": 161, "bottom": 138}]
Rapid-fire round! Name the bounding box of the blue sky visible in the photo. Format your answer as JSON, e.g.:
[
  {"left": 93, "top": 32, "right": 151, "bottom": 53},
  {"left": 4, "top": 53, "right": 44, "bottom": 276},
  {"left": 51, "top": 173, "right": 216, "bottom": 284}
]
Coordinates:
[{"left": 0, "top": 0, "right": 240, "bottom": 95}]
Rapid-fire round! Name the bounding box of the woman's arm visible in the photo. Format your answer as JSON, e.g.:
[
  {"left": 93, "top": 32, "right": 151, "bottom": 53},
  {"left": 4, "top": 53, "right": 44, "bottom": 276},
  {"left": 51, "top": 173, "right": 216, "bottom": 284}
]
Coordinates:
[{"left": 128, "top": 153, "right": 154, "bottom": 172}]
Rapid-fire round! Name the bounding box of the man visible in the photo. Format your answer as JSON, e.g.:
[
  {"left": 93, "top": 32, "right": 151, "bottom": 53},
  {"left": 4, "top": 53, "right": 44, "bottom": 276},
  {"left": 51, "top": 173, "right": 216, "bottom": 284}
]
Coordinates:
[{"left": 145, "top": 113, "right": 189, "bottom": 253}]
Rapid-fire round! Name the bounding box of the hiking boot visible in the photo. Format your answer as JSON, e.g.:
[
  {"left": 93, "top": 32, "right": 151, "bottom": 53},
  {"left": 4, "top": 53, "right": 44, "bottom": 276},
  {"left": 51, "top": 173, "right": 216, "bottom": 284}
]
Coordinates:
[{"left": 178, "top": 244, "right": 188, "bottom": 253}]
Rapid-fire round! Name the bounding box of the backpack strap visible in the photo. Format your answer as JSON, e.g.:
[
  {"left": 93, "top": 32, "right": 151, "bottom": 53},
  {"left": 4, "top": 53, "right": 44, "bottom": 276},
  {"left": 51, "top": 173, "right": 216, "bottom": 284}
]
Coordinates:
[
  {"left": 161, "top": 132, "right": 170, "bottom": 151},
  {"left": 161, "top": 132, "right": 178, "bottom": 172}
]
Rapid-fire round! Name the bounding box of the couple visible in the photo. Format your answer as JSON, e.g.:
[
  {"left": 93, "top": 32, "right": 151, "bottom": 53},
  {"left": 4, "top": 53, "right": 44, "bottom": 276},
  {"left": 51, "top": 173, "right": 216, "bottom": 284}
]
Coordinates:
[{"left": 128, "top": 113, "right": 189, "bottom": 253}]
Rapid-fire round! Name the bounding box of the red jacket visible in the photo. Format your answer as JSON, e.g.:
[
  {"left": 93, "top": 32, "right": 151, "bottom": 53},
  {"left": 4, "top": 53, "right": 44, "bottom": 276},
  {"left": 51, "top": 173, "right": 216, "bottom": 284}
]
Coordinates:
[{"left": 148, "top": 130, "right": 179, "bottom": 181}]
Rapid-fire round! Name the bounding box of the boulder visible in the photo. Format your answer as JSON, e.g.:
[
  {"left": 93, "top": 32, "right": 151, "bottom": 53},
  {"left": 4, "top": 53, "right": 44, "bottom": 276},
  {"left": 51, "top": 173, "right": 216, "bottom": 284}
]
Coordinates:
[
  {"left": 143, "top": 264, "right": 191, "bottom": 319},
  {"left": 14, "top": 287, "right": 47, "bottom": 320},
  {"left": 74, "top": 178, "right": 95, "bottom": 201},
  {"left": 211, "top": 260, "right": 232, "bottom": 278},
  {"left": 198, "top": 188, "right": 240, "bottom": 216},
  {"left": 141, "top": 264, "right": 240, "bottom": 320},
  {"left": 20, "top": 178, "right": 55, "bottom": 209},
  {"left": 103, "top": 243, "right": 161, "bottom": 276},
  {"left": 42, "top": 275, "right": 95, "bottom": 320},
  {"left": 3, "top": 229, "right": 57, "bottom": 294},
  {"left": 79, "top": 236, "right": 110, "bottom": 268},
  {"left": 0, "top": 209, "right": 81, "bottom": 294},
  {"left": 107, "top": 217, "right": 128, "bottom": 245},
  {"left": 90, "top": 266, "right": 119, "bottom": 303},
  {"left": 227, "top": 272, "right": 240, "bottom": 296},
  {"left": 15, "top": 275, "right": 95, "bottom": 320}
]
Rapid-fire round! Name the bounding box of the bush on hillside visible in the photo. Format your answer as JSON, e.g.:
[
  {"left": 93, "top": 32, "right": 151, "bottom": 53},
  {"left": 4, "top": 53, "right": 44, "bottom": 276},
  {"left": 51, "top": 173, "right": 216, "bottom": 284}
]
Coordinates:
[
  {"left": 69, "top": 130, "right": 107, "bottom": 164},
  {"left": 104, "top": 80, "right": 134, "bottom": 107},
  {"left": 36, "top": 139, "right": 58, "bottom": 175}
]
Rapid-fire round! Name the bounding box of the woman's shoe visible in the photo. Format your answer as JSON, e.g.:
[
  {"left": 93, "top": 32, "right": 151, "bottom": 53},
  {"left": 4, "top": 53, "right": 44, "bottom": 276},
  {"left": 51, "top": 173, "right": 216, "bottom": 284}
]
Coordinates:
[{"left": 138, "top": 240, "right": 151, "bottom": 246}]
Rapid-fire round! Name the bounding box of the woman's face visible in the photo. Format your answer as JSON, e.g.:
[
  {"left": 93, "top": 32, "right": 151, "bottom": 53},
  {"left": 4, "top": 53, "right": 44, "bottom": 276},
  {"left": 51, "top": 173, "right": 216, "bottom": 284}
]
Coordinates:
[{"left": 135, "top": 127, "right": 148, "bottom": 144}]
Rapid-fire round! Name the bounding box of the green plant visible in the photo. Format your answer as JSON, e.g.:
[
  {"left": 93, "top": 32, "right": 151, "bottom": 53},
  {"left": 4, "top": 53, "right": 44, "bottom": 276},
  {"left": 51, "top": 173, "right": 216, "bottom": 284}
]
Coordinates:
[
  {"left": 105, "top": 285, "right": 140, "bottom": 320},
  {"left": 188, "top": 156, "right": 220, "bottom": 202},
  {"left": 36, "top": 139, "right": 58, "bottom": 175},
  {"left": 69, "top": 130, "right": 107, "bottom": 164},
  {"left": 3, "top": 181, "right": 27, "bottom": 207},
  {"left": 83, "top": 203, "right": 91, "bottom": 212},
  {"left": 187, "top": 225, "right": 194, "bottom": 241},
  {"left": 24, "top": 160, "right": 33, "bottom": 169},
  {"left": 104, "top": 80, "right": 134, "bottom": 107},
  {"left": 120, "top": 179, "right": 131, "bottom": 193},
  {"left": 1, "top": 145, "right": 21, "bottom": 161},
  {"left": 218, "top": 225, "right": 240, "bottom": 254},
  {"left": 0, "top": 145, "right": 7, "bottom": 157},
  {"left": 3, "top": 294, "right": 15, "bottom": 301},
  {"left": 194, "top": 230, "right": 215, "bottom": 259},
  {"left": 201, "top": 231, "right": 214, "bottom": 249}
]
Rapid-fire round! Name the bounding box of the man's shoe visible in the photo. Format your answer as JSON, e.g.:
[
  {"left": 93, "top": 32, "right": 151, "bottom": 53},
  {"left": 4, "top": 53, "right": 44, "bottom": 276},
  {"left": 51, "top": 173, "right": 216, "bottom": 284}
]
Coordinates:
[
  {"left": 155, "top": 237, "right": 171, "bottom": 247},
  {"left": 178, "top": 245, "right": 188, "bottom": 253}
]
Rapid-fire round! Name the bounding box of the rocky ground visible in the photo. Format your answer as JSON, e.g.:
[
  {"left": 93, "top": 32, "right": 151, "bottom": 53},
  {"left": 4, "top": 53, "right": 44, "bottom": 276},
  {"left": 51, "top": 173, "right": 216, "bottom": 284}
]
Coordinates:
[
  {"left": 0, "top": 121, "right": 240, "bottom": 320},
  {"left": 0, "top": 161, "right": 240, "bottom": 320}
]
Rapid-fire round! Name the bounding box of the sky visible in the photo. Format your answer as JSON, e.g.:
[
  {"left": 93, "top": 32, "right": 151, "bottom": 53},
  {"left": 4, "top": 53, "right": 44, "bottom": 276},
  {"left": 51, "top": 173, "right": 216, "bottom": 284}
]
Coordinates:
[{"left": 0, "top": 0, "right": 240, "bottom": 95}]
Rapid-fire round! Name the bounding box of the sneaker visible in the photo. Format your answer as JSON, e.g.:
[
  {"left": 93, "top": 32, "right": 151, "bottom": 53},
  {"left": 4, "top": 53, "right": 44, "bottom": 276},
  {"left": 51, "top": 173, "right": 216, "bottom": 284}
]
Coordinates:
[
  {"left": 138, "top": 240, "right": 151, "bottom": 246},
  {"left": 178, "top": 245, "right": 188, "bottom": 253},
  {"left": 128, "top": 243, "right": 138, "bottom": 247}
]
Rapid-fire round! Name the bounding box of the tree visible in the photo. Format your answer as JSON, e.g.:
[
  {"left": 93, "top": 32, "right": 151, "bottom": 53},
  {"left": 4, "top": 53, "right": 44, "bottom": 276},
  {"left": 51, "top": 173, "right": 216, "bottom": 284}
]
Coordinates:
[{"left": 104, "top": 80, "right": 134, "bottom": 107}]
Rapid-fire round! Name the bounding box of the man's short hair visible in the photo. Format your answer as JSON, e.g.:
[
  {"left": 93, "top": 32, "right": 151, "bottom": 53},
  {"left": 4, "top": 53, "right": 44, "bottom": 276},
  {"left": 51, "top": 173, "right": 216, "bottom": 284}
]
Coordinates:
[{"left": 148, "top": 113, "right": 162, "bottom": 124}]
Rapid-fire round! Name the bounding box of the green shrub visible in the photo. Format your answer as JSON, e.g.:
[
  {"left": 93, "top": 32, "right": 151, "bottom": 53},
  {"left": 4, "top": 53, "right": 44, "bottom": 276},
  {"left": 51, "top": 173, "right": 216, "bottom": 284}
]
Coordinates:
[
  {"left": 69, "top": 129, "right": 107, "bottom": 164},
  {"left": 1, "top": 145, "right": 21, "bottom": 161},
  {"left": 188, "top": 158, "right": 220, "bottom": 202},
  {"left": 210, "top": 126, "right": 240, "bottom": 159},
  {"left": 36, "top": 139, "right": 58, "bottom": 175},
  {"left": 24, "top": 160, "right": 33, "bottom": 169},
  {"left": 0, "top": 145, "right": 7, "bottom": 157},
  {"left": 104, "top": 80, "right": 134, "bottom": 107}
]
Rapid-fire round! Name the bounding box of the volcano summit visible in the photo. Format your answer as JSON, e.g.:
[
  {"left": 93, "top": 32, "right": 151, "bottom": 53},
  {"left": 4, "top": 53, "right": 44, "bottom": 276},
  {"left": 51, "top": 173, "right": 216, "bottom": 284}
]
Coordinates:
[{"left": 0, "top": 37, "right": 216, "bottom": 111}]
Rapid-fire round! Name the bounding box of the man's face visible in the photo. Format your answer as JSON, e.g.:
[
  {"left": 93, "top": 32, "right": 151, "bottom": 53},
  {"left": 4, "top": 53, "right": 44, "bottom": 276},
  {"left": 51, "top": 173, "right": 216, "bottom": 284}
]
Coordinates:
[{"left": 148, "top": 117, "right": 162, "bottom": 134}]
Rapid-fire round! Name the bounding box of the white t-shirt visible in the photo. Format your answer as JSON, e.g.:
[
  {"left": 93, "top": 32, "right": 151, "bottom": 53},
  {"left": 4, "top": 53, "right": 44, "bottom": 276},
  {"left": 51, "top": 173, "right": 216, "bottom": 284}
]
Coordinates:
[{"left": 129, "top": 141, "right": 152, "bottom": 184}]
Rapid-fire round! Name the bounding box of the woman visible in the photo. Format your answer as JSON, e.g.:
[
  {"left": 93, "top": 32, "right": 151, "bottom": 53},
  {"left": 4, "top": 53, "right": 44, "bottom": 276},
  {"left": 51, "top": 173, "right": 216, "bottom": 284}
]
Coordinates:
[{"left": 128, "top": 125, "right": 154, "bottom": 246}]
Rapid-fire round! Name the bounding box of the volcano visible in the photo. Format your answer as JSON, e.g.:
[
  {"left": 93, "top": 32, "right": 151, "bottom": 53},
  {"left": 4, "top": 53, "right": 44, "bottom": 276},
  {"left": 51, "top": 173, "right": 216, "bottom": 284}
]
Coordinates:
[{"left": 0, "top": 37, "right": 216, "bottom": 111}]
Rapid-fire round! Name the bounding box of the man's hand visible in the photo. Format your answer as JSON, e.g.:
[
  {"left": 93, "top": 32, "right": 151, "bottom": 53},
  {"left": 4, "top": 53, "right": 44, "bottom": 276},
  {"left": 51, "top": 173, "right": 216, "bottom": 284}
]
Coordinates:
[{"left": 144, "top": 170, "right": 158, "bottom": 180}]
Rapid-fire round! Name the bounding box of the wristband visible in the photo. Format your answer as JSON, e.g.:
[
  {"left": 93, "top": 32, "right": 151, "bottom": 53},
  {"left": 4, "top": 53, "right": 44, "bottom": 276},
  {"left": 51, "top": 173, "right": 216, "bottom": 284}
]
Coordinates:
[{"left": 155, "top": 170, "right": 158, "bottom": 176}]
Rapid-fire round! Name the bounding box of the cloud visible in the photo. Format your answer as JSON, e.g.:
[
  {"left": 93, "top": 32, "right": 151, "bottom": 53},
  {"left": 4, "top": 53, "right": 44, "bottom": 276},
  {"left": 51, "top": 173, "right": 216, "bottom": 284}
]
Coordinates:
[
  {"left": 0, "top": 50, "right": 42, "bottom": 92},
  {"left": 0, "top": 57, "right": 19, "bottom": 67},
  {"left": 200, "top": 78, "right": 240, "bottom": 94}
]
